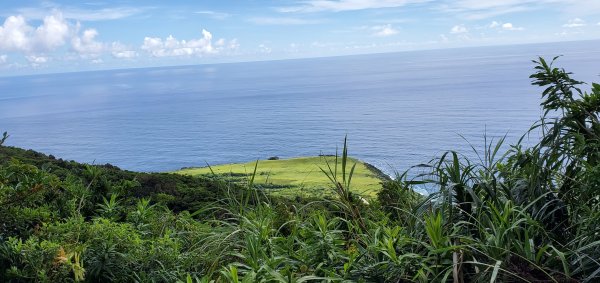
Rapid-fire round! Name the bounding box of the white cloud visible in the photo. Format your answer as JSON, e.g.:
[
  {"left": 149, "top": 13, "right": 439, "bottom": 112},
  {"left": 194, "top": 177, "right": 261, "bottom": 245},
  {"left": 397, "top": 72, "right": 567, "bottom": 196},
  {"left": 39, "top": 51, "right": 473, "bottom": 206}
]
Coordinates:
[
  {"left": 1, "top": 8, "right": 163, "bottom": 70},
  {"left": 0, "top": 11, "right": 113, "bottom": 60},
  {"left": 112, "top": 50, "right": 137, "bottom": 59},
  {"left": 0, "top": 11, "right": 121, "bottom": 65},
  {"left": 0, "top": 12, "right": 72, "bottom": 53},
  {"left": 213, "top": 38, "right": 240, "bottom": 53},
  {"left": 487, "top": 21, "right": 523, "bottom": 31},
  {"left": 0, "top": 15, "right": 32, "bottom": 52},
  {"left": 110, "top": 42, "right": 137, "bottom": 59},
  {"left": 34, "top": 13, "right": 70, "bottom": 51},
  {"left": 141, "top": 29, "right": 216, "bottom": 57},
  {"left": 71, "top": 26, "right": 138, "bottom": 61},
  {"left": 555, "top": 29, "right": 584, "bottom": 37},
  {"left": 25, "top": 55, "right": 48, "bottom": 64},
  {"left": 501, "top": 22, "right": 523, "bottom": 30},
  {"left": 248, "top": 17, "right": 321, "bottom": 25},
  {"left": 278, "top": 0, "right": 428, "bottom": 13},
  {"left": 71, "top": 28, "right": 104, "bottom": 58},
  {"left": 451, "top": 24, "right": 468, "bottom": 34},
  {"left": 563, "top": 18, "right": 586, "bottom": 28},
  {"left": 372, "top": 24, "right": 399, "bottom": 37}
]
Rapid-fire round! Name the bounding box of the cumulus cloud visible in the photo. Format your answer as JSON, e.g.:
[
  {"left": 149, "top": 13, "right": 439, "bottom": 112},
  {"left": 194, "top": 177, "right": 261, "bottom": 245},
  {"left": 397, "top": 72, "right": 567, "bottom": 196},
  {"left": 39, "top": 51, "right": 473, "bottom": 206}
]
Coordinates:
[
  {"left": 71, "top": 28, "right": 104, "bottom": 58},
  {"left": 112, "top": 50, "right": 137, "bottom": 59},
  {"left": 141, "top": 29, "right": 216, "bottom": 57},
  {"left": 0, "top": 9, "right": 235, "bottom": 69},
  {"left": 488, "top": 21, "right": 523, "bottom": 31},
  {"left": 71, "top": 27, "right": 140, "bottom": 60},
  {"left": 110, "top": 42, "right": 137, "bottom": 59},
  {"left": 213, "top": 38, "right": 240, "bottom": 53},
  {"left": 501, "top": 22, "right": 523, "bottom": 30},
  {"left": 0, "top": 10, "right": 150, "bottom": 66},
  {"left": 25, "top": 55, "right": 48, "bottom": 64},
  {"left": 35, "top": 13, "right": 70, "bottom": 50},
  {"left": 563, "top": 18, "right": 586, "bottom": 28},
  {"left": 0, "top": 16, "right": 31, "bottom": 52},
  {"left": 450, "top": 24, "right": 468, "bottom": 34},
  {"left": 0, "top": 13, "right": 70, "bottom": 53},
  {"left": 372, "top": 24, "right": 399, "bottom": 37}
]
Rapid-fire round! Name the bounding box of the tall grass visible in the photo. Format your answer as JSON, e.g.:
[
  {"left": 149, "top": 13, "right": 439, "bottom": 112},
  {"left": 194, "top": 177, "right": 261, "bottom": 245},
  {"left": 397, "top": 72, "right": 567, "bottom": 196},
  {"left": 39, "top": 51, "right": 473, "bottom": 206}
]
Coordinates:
[{"left": 185, "top": 57, "right": 600, "bottom": 282}]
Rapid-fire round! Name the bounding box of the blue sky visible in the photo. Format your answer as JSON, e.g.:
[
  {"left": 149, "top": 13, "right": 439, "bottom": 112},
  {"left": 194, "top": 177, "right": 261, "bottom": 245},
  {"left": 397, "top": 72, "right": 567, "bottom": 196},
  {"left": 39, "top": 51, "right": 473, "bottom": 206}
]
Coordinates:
[{"left": 0, "top": 0, "right": 599, "bottom": 75}]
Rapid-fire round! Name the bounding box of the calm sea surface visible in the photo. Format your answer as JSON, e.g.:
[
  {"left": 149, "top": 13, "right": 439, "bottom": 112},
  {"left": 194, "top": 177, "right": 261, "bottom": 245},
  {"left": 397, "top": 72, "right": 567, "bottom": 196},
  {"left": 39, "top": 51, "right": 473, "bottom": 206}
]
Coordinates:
[{"left": 2, "top": 41, "right": 600, "bottom": 175}]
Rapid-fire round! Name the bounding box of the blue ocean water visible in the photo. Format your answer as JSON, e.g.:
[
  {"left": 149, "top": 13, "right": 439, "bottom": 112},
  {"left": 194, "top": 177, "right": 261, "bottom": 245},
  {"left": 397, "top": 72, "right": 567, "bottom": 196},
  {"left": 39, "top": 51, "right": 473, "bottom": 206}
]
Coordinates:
[{"left": 1, "top": 41, "right": 599, "bottom": 175}]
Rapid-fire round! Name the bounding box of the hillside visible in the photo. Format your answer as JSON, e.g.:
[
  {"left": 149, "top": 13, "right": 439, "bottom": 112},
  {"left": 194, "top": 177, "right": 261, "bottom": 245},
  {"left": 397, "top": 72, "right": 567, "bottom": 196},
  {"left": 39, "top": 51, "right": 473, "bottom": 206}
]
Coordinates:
[{"left": 0, "top": 145, "right": 234, "bottom": 213}]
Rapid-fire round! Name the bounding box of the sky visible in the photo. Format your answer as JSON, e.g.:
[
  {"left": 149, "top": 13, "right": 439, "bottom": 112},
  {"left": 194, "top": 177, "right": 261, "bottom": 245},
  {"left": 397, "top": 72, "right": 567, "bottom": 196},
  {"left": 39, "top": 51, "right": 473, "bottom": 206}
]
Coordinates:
[{"left": 0, "top": 0, "right": 599, "bottom": 76}]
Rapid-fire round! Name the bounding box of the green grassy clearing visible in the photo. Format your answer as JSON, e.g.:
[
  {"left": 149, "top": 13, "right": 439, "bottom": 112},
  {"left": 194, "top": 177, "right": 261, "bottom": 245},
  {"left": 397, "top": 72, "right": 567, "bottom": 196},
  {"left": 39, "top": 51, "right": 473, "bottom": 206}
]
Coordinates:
[{"left": 175, "top": 156, "right": 388, "bottom": 198}]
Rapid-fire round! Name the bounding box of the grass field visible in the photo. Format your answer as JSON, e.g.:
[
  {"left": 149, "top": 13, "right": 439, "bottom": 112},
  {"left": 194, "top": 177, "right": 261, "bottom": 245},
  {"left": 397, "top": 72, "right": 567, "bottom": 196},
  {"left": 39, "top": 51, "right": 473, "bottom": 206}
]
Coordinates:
[{"left": 175, "top": 156, "right": 388, "bottom": 198}]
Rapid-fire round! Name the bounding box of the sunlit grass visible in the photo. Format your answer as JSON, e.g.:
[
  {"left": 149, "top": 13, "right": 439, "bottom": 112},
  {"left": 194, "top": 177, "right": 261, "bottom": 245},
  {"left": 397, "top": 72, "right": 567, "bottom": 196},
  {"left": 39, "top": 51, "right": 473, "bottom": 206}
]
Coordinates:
[{"left": 175, "top": 156, "right": 387, "bottom": 198}]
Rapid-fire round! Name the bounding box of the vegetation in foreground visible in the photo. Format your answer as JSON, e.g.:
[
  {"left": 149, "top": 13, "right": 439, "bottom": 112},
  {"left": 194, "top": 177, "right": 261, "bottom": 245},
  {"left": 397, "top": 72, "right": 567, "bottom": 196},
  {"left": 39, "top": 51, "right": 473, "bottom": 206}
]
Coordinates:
[
  {"left": 0, "top": 57, "right": 599, "bottom": 282},
  {"left": 176, "top": 156, "right": 388, "bottom": 198}
]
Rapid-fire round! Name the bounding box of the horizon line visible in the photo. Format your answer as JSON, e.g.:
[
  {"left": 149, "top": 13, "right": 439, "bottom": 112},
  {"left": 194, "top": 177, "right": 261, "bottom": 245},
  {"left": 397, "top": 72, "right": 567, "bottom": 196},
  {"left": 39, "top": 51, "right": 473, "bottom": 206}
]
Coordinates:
[{"left": 2, "top": 38, "right": 599, "bottom": 79}]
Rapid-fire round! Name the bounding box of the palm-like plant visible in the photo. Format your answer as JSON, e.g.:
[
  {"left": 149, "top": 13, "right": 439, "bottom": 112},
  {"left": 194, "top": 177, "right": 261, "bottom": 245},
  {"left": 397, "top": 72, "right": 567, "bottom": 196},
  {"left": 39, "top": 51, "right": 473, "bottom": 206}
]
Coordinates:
[{"left": 96, "top": 194, "right": 122, "bottom": 221}]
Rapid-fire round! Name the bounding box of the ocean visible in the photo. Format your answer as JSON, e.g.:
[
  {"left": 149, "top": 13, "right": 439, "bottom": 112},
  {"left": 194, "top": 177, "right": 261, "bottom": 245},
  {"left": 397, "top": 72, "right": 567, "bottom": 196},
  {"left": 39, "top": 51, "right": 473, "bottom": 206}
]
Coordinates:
[{"left": 2, "top": 40, "right": 599, "bottom": 176}]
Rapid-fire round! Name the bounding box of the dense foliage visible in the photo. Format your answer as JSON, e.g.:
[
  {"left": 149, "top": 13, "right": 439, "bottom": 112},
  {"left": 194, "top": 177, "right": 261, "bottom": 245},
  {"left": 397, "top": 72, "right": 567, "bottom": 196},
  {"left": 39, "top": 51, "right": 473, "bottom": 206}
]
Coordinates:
[{"left": 1, "top": 58, "right": 599, "bottom": 282}]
